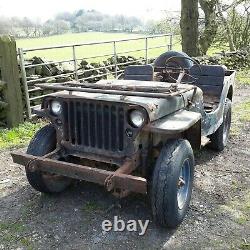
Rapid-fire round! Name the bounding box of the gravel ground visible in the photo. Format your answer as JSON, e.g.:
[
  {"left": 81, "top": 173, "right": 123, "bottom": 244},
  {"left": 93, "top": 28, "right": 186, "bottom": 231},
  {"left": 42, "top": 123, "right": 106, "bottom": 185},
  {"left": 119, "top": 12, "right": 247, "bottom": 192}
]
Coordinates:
[{"left": 0, "top": 85, "right": 249, "bottom": 250}]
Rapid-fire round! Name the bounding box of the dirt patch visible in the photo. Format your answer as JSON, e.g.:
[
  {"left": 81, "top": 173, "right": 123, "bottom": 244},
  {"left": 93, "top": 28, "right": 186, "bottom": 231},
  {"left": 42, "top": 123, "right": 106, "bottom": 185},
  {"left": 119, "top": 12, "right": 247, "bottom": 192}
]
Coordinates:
[{"left": 0, "top": 86, "right": 249, "bottom": 250}]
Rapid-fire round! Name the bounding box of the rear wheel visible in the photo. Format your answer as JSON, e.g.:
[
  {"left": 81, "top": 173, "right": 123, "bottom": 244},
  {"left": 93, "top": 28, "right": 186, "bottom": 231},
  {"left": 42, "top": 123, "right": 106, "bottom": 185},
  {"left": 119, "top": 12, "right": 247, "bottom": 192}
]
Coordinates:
[
  {"left": 26, "top": 125, "right": 71, "bottom": 193},
  {"left": 150, "top": 139, "right": 194, "bottom": 228},
  {"left": 208, "top": 98, "right": 232, "bottom": 151}
]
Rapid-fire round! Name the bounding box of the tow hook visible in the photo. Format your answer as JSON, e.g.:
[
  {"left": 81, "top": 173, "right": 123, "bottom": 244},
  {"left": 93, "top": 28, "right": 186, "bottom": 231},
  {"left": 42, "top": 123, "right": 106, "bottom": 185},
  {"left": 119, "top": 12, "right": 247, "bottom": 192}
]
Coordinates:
[{"left": 104, "top": 154, "right": 138, "bottom": 197}]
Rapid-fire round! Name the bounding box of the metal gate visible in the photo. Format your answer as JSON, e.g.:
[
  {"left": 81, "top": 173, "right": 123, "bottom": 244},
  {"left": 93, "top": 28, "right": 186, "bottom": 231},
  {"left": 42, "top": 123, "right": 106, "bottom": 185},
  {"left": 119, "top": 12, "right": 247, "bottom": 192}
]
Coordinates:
[{"left": 18, "top": 34, "right": 173, "bottom": 119}]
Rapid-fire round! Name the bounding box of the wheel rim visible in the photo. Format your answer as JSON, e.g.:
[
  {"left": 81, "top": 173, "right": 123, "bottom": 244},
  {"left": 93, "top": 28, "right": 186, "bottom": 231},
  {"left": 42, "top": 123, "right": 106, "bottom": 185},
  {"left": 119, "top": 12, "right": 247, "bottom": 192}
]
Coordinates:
[{"left": 177, "top": 159, "right": 191, "bottom": 210}]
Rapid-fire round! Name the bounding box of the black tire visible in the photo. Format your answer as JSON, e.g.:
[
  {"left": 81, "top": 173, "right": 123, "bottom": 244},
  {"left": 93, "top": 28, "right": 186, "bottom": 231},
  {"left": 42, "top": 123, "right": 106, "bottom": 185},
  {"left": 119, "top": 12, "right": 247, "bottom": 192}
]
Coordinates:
[
  {"left": 26, "top": 124, "right": 71, "bottom": 193},
  {"left": 154, "top": 51, "right": 194, "bottom": 69},
  {"left": 151, "top": 139, "right": 194, "bottom": 228},
  {"left": 208, "top": 98, "right": 232, "bottom": 151}
]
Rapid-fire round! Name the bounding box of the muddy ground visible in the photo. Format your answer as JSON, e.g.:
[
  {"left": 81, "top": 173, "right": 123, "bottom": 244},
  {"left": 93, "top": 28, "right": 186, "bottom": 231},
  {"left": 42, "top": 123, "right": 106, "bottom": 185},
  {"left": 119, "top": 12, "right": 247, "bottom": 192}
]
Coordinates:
[{"left": 0, "top": 85, "right": 249, "bottom": 250}]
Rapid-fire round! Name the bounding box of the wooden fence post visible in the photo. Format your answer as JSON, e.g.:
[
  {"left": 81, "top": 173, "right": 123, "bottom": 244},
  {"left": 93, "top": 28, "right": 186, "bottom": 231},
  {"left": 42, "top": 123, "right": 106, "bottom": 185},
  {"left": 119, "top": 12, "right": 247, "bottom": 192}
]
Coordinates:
[{"left": 0, "top": 36, "right": 24, "bottom": 127}]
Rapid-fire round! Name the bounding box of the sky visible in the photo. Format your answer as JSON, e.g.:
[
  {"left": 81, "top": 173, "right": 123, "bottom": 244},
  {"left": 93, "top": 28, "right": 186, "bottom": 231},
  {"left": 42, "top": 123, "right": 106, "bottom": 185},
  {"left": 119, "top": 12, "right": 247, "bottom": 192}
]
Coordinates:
[{"left": 0, "top": 0, "right": 181, "bottom": 21}]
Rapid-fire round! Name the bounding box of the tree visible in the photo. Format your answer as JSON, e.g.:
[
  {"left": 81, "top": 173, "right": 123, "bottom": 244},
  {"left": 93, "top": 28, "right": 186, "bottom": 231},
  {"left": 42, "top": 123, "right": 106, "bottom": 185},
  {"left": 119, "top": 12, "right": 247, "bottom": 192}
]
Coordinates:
[
  {"left": 53, "top": 20, "right": 70, "bottom": 34},
  {"left": 42, "top": 20, "right": 54, "bottom": 36},
  {"left": 0, "top": 8, "right": 145, "bottom": 37},
  {"left": 20, "top": 17, "right": 34, "bottom": 37},
  {"left": 180, "top": 0, "right": 200, "bottom": 56},
  {"left": 74, "top": 16, "right": 89, "bottom": 32},
  {"left": 145, "top": 14, "right": 180, "bottom": 35},
  {"left": 199, "top": 0, "right": 219, "bottom": 55},
  {"left": 124, "top": 17, "right": 141, "bottom": 32},
  {"left": 229, "top": 0, "right": 250, "bottom": 49},
  {"left": 217, "top": 1, "right": 236, "bottom": 51},
  {"left": 0, "top": 17, "right": 11, "bottom": 35},
  {"left": 216, "top": 0, "right": 250, "bottom": 50}
]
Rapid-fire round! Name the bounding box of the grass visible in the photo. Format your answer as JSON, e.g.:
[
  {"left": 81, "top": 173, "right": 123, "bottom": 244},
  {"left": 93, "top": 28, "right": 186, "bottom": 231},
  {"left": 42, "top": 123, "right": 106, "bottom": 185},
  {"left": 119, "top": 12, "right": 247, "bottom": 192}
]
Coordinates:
[
  {"left": 234, "top": 101, "right": 250, "bottom": 123},
  {"left": 82, "top": 201, "right": 105, "bottom": 213},
  {"left": 0, "top": 121, "right": 46, "bottom": 150},
  {"left": 16, "top": 32, "right": 224, "bottom": 62},
  {"left": 206, "top": 42, "right": 229, "bottom": 56},
  {"left": 231, "top": 100, "right": 250, "bottom": 136},
  {"left": 0, "top": 221, "right": 34, "bottom": 249},
  {"left": 240, "top": 242, "right": 250, "bottom": 250},
  {"left": 17, "top": 32, "right": 178, "bottom": 62},
  {"left": 220, "top": 191, "right": 250, "bottom": 225},
  {"left": 236, "top": 69, "right": 250, "bottom": 85},
  {"left": 0, "top": 221, "right": 25, "bottom": 243},
  {"left": 0, "top": 221, "right": 24, "bottom": 232}
]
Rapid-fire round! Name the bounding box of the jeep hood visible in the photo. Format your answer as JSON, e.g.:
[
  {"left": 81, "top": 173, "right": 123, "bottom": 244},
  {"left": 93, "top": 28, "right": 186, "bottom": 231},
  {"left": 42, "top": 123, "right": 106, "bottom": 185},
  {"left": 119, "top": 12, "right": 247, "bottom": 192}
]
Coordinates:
[{"left": 53, "top": 80, "right": 198, "bottom": 122}]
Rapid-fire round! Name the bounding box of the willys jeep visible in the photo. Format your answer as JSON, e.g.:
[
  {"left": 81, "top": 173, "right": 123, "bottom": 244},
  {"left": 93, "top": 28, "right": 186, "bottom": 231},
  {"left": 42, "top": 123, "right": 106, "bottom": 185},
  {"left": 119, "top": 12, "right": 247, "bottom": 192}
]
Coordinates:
[{"left": 12, "top": 51, "right": 236, "bottom": 228}]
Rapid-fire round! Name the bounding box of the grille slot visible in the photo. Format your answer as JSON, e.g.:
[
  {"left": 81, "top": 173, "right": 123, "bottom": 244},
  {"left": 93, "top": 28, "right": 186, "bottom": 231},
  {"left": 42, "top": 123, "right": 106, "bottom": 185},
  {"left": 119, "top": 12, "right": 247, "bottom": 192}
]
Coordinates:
[{"left": 62, "top": 100, "right": 125, "bottom": 152}]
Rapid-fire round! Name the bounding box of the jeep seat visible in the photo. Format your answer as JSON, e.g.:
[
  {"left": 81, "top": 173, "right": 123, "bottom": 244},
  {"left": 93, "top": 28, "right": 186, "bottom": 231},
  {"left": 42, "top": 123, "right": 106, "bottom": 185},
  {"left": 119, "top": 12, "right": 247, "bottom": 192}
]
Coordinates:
[
  {"left": 124, "top": 65, "right": 154, "bottom": 81},
  {"left": 190, "top": 65, "right": 225, "bottom": 98}
]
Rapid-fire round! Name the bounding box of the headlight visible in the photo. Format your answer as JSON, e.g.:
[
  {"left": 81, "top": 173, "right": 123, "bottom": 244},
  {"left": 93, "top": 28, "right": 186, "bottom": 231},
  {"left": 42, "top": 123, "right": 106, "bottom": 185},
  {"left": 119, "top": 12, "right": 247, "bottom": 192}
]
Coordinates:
[
  {"left": 51, "top": 100, "right": 62, "bottom": 115},
  {"left": 130, "top": 110, "right": 145, "bottom": 128}
]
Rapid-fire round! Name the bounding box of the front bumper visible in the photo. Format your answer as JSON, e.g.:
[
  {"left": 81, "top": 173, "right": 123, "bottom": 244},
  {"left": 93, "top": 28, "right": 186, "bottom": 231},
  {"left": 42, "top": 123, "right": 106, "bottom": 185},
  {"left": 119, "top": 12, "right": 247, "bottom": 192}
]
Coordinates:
[{"left": 11, "top": 152, "right": 147, "bottom": 194}]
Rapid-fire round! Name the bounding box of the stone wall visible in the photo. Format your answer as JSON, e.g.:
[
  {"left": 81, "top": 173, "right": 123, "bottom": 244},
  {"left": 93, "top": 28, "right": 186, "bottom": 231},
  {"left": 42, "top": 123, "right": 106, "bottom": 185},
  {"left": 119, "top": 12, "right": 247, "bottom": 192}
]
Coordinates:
[
  {"left": 22, "top": 55, "right": 146, "bottom": 108},
  {"left": 194, "top": 50, "right": 250, "bottom": 69}
]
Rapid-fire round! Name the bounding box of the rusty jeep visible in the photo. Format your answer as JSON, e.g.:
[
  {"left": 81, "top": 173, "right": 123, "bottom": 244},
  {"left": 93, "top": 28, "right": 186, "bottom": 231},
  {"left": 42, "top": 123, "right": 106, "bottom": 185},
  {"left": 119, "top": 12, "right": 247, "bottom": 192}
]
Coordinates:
[{"left": 12, "top": 51, "right": 236, "bottom": 228}]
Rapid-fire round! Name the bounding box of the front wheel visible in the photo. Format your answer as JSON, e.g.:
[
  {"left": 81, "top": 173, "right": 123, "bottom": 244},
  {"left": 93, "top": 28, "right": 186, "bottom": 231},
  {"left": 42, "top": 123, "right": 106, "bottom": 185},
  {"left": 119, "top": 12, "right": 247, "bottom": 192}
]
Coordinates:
[
  {"left": 150, "top": 139, "right": 194, "bottom": 228},
  {"left": 26, "top": 124, "right": 71, "bottom": 193}
]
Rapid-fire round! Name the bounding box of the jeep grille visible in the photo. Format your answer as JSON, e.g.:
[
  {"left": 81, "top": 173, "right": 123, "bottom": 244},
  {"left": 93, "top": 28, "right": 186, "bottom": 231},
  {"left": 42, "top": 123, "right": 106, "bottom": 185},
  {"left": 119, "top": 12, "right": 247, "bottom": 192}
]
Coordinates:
[{"left": 61, "top": 100, "right": 126, "bottom": 153}]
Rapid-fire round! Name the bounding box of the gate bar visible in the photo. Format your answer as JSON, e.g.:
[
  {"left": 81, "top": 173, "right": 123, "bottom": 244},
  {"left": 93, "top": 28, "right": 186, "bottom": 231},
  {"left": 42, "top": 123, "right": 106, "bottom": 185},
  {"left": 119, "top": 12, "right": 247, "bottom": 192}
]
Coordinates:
[{"left": 18, "top": 48, "right": 32, "bottom": 119}]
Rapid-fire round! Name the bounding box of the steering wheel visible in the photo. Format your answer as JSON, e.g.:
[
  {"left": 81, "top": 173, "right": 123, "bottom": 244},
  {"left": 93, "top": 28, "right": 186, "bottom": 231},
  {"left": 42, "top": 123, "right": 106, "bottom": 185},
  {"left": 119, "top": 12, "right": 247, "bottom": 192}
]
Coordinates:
[{"left": 164, "top": 56, "right": 202, "bottom": 85}]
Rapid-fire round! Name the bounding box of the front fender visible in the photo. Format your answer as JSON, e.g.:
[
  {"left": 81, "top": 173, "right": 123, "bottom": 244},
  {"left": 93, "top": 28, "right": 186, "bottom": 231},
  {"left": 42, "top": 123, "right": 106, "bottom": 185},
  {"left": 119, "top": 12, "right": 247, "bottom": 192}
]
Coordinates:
[{"left": 143, "top": 110, "right": 201, "bottom": 134}]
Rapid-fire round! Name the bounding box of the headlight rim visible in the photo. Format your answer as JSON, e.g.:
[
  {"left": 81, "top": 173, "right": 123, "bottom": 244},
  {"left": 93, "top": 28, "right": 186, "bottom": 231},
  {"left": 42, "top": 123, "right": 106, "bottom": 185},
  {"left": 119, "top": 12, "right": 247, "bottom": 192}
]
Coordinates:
[
  {"left": 129, "top": 109, "right": 145, "bottom": 128},
  {"left": 50, "top": 100, "right": 62, "bottom": 116}
]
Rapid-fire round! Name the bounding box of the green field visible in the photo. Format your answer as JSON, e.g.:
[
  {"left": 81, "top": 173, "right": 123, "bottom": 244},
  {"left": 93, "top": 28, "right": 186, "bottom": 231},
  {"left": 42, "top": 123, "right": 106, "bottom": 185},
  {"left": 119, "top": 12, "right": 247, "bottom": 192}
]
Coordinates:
[
  {"left": 16, "top": 32, "right": 225, "bottom": 62},
  {"left": 16, "top": 32, "right": 181, "bottom": 62}
]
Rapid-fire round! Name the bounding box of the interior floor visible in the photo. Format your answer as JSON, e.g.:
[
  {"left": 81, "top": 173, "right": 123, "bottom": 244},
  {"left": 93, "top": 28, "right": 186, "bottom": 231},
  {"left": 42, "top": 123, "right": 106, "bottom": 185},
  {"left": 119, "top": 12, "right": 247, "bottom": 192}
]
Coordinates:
[{"left": 203, "top": 95, "right": 220, "bottom": 113}]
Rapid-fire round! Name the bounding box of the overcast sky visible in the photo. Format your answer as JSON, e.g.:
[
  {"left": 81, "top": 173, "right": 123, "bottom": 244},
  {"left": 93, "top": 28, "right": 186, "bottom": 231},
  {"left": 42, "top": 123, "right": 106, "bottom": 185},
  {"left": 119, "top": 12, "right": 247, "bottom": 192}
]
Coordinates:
[{"left": 0, "top": 0, "right": 181, "bottom": 21}]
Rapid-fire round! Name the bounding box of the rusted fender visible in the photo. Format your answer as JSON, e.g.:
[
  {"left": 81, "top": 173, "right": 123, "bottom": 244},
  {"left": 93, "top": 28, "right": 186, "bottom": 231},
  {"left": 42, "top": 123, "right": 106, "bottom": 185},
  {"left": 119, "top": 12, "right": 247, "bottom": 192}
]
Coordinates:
[{"left": 143, "top": 110, "right": 201, "bottom": 134}]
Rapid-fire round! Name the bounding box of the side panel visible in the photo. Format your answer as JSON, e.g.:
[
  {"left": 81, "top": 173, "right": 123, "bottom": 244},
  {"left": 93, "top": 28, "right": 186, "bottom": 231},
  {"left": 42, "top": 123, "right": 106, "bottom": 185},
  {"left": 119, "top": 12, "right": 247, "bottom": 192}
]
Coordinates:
[{"left": 202, "top": 71, "right": 236, "bottom": 136}]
